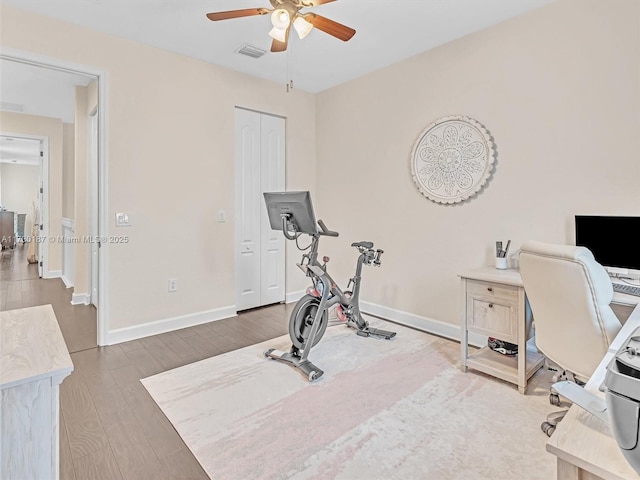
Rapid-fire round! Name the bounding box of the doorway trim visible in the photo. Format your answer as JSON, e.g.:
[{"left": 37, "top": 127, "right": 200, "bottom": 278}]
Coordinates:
[
  {"left": 88, "top": 108, "right": 99, "bottom": 308},
  {"left": 0, "top": 132, "right": 49, "bottom": 277},
  {"left": 1, "top": 47, "right": 110, "bottom": 346}
]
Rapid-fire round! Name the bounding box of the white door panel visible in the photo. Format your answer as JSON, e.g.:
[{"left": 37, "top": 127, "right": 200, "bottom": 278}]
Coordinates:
[
  {"left": 235, "top": 110, "right": 261, "bottom": 311},
  {"left": 260, "top": 114, "right": 285, "bottom": 305},
  {"left": 235, "top": 109, "right": 285, "bottom": 311}
]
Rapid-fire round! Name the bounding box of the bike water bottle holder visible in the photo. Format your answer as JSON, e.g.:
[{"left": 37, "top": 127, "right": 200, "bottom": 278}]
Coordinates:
[{"left": 374, "top": 249, "right": 384, "bottom": 267}]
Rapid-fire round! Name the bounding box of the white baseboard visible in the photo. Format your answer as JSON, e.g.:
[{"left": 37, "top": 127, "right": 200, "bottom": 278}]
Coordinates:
[
  {"left": 105, "top": 305, "right": 237, "bottom": 345},
  {"left": 286, "top": 290, "right": 306, "bottom": 304},
  {"left": 282, "top": 294, "right": 486, "bottom": 347},
  {"left": 44, "top": 270, "right": 62, "bottom": 279},
  {"left": 71, "top": 293, "right": 90, "bottom": 305},
  {"left": 360, "top": 300, "right": 487, "bottom": 348},
  {"left": 61, "top": 275, "right": 74, "bottom": 289}
]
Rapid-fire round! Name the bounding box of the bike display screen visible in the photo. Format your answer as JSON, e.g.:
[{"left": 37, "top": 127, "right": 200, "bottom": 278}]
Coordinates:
[{"left": 264, "top": 191, "right": 318, "bottom": 235}]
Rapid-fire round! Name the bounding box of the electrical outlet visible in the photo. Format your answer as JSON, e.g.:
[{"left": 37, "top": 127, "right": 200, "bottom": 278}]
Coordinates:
[{"left": 168, "top": 279, "right": 177, "bottom": 293}]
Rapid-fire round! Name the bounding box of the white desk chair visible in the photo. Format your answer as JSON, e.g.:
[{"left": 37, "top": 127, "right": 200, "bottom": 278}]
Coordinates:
[{"left": 519, "top": 240, "right": 622, "bottom": 436}]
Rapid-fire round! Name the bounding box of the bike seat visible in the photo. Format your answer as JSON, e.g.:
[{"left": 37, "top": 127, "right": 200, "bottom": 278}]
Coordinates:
[{"left": 351, "top": 241, "right": 373, "bottom": 249}]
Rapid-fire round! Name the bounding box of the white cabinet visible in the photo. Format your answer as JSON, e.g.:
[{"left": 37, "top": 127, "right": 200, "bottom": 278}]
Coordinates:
[
  {"left": 460, "top": 268, "right": 544, "bottom": 394},
  {"left": 1, "top": 305, "right": 73, "bottom": 479}
]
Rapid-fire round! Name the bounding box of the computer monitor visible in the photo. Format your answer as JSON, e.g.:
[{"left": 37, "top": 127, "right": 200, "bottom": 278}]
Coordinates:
[
  {"left": 264, "top": 191, "right": 318, "bottom": 235},
  {"left": 575, "top": 215, "right": 640, "bottom": 274}
]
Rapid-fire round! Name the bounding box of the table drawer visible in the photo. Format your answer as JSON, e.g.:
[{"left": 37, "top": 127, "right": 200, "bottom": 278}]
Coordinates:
[
  {"left": 466, "top": 279, "right": 519, "bottom": 303},
  {"left": 466, "top": 294, "right": 517, "bottom": 342}
]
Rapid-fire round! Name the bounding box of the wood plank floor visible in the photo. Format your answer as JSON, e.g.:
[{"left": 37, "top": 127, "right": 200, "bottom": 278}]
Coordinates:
[
  {"left": 1, "top": 244, "right": 98, "bottom": 353},
  {"left": 1, "top": 244, "right": 294, "bottom": 479}
]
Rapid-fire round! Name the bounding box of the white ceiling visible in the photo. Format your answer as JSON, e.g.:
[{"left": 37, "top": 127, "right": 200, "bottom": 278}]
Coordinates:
[
  {"left": 0, "top": 59, "right": 94, "bottom": 123},
  {"left": 0, "top": 135, "right": 42, "bottom": 166},
  {"left": 2, "top": 0, "right": 556, "bottom": 93},
  {"left": 0, "top": 60, "right": 92, "bottom": 165}
]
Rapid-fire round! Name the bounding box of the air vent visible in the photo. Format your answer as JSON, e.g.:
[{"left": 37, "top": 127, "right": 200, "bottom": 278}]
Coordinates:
[
  {"left": 0, "top": 102, "right": 24, "bottom": 113},
  {"left": 236, "top": 44, "right": 266, "bottom": 59}
]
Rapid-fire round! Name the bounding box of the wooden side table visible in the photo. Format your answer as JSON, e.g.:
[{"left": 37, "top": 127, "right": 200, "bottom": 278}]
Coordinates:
[
  {"left": 1, "top": 305, "right": 73, "bottom": 480},
  {"left": 459, "top": 267, "right": 544, "bottom": 394}
]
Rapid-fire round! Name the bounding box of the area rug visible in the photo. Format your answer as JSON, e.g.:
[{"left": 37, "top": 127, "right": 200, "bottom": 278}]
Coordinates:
[{"left": 141, "top": 318, "right": 557, "bottom": 480}]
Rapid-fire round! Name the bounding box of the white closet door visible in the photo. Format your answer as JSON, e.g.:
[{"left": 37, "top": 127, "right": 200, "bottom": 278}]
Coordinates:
[
  {"left": 235, "top": 108, "right": 285, "bottom": 311},
  {"left": 260, "top": 114, "right": 285, "bottom": 305}
]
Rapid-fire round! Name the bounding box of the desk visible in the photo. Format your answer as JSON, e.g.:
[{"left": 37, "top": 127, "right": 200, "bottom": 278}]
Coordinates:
[
  {"left": 0, "top": 305, "right": 74, "bottom": 480},
  {"left": 459, "top": 267, "right": 545, "bottom": 394},
  {"left": 610, "top": 281, "right": 639, "bottom": 324},
  {"left": 546, "top": 302, "right": 640, "bottom": 480}
]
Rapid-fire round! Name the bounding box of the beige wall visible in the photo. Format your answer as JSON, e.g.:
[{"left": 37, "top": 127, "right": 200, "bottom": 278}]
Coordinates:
[
  {"left": 0, "top": 111, "right": 64, "bottom": 272},
  {"left": 0, "top": 5, "right": 316, "bottom": 333},
  {"left": 0, "top": 163, "right": 39, "bottom": 236},
  {"left": 314, "top": 0, "right": 640, "bottom": 328},
  {"left": 62, "top": 123, "right": 74, "bottom": 219},
  {"left": 3, "top": 0, "right": 636, "bottom": 339}
]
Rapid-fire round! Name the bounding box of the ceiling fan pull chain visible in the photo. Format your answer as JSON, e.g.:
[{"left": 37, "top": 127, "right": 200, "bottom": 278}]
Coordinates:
[{"left": 286, "top": 42, "right": 294, "bottom": 93}]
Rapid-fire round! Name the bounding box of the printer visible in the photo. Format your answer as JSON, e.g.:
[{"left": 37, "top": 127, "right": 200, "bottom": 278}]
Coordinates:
[
  {"left": 604, "top": 326, "right": 640, "bottom": 474},
  {"left": 553, "top": 326, "right": 640, "bottom": 474}
]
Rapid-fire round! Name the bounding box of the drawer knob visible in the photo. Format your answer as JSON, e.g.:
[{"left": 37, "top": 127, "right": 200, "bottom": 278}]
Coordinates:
[
  {"left": 487, "top": 287, "right": 493, "bottom": 292},
  {"left": 489, "top": 303, "right": 494, "bottom": 308}
]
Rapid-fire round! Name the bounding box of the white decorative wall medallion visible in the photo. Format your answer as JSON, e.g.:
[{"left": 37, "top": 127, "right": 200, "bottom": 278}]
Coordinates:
[{"left": 410, "top": 115, "right": 496, "bottom": 204}]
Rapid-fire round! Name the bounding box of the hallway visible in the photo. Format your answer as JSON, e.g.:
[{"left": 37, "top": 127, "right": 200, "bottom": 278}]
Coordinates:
[{"left": 0, "top": 243, "right": 97, "bottom": 352}]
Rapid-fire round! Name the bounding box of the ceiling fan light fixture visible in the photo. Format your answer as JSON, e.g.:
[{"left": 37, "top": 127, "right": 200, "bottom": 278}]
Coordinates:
[
  {"left": 269, "top": 26, "right": 288, "bottom": 43},
  {"left": 271, "top": 9, "right": 290, "bottom": 29},
  {"left": 293, "top": 16, "right": 313, "bottom": 39}
]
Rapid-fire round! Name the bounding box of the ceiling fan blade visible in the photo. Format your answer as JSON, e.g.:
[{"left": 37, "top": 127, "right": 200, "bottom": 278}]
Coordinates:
[
  {"left": 206, "top": 8, "right": 269, "bottom": 21},
  {"left": 271, "top": 28, "right": 290, "bottom": 52},
  {"left": 306, "top": 14, "right": 355, "bottom": 41}
]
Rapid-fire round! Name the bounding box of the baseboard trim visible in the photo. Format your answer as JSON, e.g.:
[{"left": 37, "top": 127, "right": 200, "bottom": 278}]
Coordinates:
[
  {"left": 286, "top": 290, "right": 306, "bottom": 304},
  {"left": 71, "top": 293, "right": 90, "bottom": 305},
  {"left": 282, "top": 294, "right": 486, "bottom": 347},
  {"left": 360, "top": 300, "right": 487, "bottom": 348},
  {"left": 44, "top": 269, "right": 62, "bottom": 279},
  {"left": 105, "top": 305, "right": 238, "bottom": 345},
  {"left": 61, "top": 275, "right": 74, "bottom": 289}
]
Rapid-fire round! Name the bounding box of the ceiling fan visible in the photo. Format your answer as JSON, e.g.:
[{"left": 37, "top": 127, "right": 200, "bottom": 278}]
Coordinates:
[{"left": 206, "top": 0, "right": 356, "bottom": 53}]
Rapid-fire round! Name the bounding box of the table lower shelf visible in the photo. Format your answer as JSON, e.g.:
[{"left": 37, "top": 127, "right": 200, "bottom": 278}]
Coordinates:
[{"left": 465, "top": 343, "right": 545, "bottom": 388}]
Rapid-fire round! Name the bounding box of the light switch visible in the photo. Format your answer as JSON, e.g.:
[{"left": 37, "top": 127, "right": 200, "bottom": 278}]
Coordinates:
[
  {"left": 218, "top": 210, "right": 226, "bottom": 223},
  {"left": 115, "top": 212, "right": 131, "bottom": 227}
]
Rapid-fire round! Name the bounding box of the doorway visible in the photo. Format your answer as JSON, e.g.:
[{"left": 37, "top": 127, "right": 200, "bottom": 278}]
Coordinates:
[
  {"left": 234, "top": 108, "right": 286, "bottom": 312},
  {"left": 0, "top": 51, "right": 108, "bottom": 346},
  {"left": 0, "top": 134, "right": 47, "bottom": 277}
]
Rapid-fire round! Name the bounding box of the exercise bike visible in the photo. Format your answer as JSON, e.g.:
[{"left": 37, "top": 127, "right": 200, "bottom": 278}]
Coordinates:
[{"left": 263, "top": 191, "right": 396, "bottom": 382}]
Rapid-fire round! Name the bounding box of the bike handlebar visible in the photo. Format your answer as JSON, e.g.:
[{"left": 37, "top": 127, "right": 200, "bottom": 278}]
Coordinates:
[{"left": 317, "top": 219, "right": 339, "bottom": 237}]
